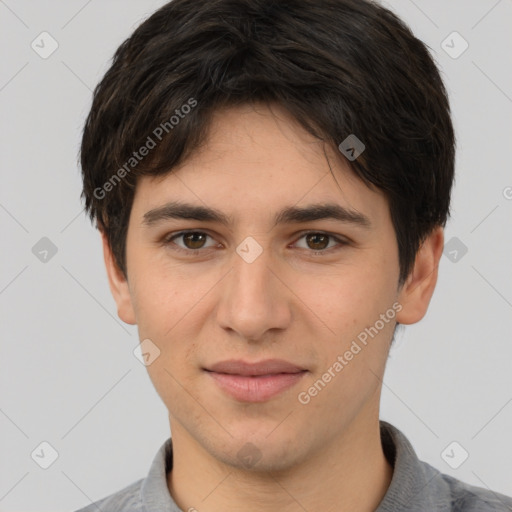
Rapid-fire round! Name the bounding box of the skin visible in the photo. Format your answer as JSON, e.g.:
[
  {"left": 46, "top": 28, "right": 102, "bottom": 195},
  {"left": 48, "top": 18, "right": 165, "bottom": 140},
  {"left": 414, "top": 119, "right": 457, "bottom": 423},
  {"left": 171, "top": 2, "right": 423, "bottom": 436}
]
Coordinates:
[{"left": 102, "top": 103, "right": 444, "bottom": 512}]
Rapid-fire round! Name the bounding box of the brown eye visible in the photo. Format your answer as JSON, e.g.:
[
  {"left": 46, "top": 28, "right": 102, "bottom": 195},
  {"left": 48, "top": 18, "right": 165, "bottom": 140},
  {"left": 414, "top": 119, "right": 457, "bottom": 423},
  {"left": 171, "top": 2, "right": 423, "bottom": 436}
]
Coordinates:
[
  {"left": 182, "top": 232, "right": 208, "bottom": 249},
  {"left": 293, "top": 232, "right": 348, "bottom": 253},
  {"left": 305, "top": 233, "right": 330, "bottom": 250},
  {"left": 165, "top": 231, "right": 217, "bottom": 253}
]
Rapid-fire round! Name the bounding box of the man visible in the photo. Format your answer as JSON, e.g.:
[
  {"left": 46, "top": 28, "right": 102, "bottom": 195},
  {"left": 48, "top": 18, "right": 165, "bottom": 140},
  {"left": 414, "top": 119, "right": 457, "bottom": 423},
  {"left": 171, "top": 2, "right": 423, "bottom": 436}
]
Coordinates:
[{"left": 76, "top": 0, "right": 512, "bottom": 510}]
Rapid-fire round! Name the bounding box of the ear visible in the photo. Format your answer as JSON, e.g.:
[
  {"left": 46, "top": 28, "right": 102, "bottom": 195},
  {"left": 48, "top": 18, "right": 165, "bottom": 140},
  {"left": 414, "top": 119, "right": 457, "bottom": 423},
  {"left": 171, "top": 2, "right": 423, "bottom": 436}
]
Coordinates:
[
  {"left": 396, "top": 226, "right": 444, "bottom": 325},
  {"left": 101, "top": 230, "right": 137, "bottom": 325}
]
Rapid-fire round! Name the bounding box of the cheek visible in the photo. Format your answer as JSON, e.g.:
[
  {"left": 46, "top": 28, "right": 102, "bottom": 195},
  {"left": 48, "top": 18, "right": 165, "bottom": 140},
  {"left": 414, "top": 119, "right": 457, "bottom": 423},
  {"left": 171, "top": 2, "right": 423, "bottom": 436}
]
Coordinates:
[
  {"left": 128, "top": 256, "right": 192, "bottom": 332},
  {"left": 299, "top": 261, "right": 398, "bottom": 362},
  {"left": 292, "top": 265, "right": 381, "bottom": 331},
  {"left": 129, "top": 268, "right": 204, "bottom": 369},
  {"left": 130, "top": 277, "right": 175, "bottom": 334}
]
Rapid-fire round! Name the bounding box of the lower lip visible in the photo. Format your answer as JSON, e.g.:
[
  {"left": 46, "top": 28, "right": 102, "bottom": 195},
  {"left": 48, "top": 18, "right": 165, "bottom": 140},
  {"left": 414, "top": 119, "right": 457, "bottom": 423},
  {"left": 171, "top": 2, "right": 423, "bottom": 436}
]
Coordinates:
[{"left": 206, "top": 371, "right": 307, "bottom": 402}]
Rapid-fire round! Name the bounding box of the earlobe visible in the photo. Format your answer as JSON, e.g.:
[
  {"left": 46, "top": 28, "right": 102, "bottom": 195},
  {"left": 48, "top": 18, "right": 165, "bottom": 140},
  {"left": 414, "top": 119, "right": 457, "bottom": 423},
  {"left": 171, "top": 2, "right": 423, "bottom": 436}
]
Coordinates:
[
  {"left": 396, "top": 226, "right": 444, "bottom": 325},
  {"left": 101, "top": 231, "right": 137, "bottom": 325}
]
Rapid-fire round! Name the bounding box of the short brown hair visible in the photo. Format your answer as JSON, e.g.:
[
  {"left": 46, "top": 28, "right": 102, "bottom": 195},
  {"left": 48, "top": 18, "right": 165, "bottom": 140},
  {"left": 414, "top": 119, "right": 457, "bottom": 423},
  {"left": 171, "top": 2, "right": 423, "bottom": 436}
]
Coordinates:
[{"left": 80, "top": 0, "right": 455, "bottom": 286}]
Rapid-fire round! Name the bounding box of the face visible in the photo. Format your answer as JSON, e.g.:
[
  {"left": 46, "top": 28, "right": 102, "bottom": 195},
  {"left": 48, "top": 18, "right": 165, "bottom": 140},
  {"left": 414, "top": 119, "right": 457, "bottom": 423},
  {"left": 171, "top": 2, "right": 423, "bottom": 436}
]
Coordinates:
[{"left": 104, "top": 103, "right": 442, "bottom": 472}]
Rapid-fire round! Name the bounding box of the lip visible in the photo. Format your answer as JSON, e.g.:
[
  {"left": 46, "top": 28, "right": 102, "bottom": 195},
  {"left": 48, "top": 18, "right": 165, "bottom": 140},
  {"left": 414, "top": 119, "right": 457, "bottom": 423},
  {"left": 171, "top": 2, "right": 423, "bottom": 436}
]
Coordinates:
[
  {"left": 204, "top": 359, "right": 307, "bottom": 402},
  {"left": 207, "top": 359, "right": 305, "bottom": 376}
]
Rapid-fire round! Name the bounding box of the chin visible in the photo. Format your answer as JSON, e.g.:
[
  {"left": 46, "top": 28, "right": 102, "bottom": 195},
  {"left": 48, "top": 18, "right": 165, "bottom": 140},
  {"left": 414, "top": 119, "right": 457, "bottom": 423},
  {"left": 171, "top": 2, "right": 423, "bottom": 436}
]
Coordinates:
[
  {"left": 226, "top": 446, "right": 297, "bottom": 474},
  {"left": 206, "top": 431, "right": 303, "bottom": 474}
]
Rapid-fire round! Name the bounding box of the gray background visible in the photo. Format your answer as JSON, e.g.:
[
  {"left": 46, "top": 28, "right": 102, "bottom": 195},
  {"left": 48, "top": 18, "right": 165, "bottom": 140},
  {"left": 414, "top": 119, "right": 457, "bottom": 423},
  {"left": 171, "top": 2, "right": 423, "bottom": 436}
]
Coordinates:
[{"left": 1, "top": 1, "right": 511, "bottom": 510}]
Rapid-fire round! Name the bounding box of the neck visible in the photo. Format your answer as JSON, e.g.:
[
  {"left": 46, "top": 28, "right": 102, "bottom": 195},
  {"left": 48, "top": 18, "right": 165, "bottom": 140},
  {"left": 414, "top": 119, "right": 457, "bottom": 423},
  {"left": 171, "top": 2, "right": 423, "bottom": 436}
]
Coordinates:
[{"left": 167, "top": 412, "right": 393, "bottom": 512}]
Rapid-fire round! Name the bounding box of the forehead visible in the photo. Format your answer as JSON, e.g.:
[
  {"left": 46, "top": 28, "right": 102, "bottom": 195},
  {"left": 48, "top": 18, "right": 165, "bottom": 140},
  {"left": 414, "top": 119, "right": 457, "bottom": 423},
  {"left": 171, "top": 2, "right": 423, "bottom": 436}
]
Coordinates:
[{"left": 130, "top": 104, "right": 388, "bottom": 228}]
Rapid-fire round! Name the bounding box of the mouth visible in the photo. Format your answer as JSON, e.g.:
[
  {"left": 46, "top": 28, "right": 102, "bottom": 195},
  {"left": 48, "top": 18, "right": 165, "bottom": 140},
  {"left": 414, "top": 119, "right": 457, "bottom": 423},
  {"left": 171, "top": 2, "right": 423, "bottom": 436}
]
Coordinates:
[{"left": 203, "top": 359, "right": 308, "bottom": 402}]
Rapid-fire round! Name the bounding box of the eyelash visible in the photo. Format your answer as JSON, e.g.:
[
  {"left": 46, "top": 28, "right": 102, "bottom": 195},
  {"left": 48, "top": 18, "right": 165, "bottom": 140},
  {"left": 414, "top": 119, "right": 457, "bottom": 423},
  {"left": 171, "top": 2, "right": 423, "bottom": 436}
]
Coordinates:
[{"left": 161, "top": 230, "right": 349, "bottom": 257}]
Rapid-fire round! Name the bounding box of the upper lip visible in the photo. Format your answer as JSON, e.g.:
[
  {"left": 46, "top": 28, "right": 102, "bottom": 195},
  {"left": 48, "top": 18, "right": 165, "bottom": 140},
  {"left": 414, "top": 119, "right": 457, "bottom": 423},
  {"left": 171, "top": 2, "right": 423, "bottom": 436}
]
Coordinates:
[{"left": 205, "top": 359, "right": 306, "bottom": 376}]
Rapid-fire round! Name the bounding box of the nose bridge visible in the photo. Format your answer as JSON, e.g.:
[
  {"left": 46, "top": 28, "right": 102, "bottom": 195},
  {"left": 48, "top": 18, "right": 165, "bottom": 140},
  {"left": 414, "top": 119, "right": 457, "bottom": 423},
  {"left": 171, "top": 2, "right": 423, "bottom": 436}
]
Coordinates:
[
  {"left": 217, "top": 237, "right": 290, "bottom": 339},
  {"left": 231, "top": 239, "right": 276, "bottom": 311}
]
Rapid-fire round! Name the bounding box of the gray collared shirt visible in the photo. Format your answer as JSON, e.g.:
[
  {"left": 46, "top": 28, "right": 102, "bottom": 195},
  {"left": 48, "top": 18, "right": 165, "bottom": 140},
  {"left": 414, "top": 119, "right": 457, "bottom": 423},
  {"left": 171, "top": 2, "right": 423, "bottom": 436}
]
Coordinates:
[{"left": 75, "top": 421, "right": 512, "bottom": 511}]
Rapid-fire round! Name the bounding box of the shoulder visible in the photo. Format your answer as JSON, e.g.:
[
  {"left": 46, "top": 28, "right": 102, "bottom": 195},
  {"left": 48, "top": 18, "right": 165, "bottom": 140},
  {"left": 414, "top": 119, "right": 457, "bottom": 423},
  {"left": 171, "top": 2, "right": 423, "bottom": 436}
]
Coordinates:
[
  {"left": 379, "top": 421, "right": 512, "bottom": 511},
  {"left": 73, "top": 478, "right": 145, "bottom": 512},
  {"left": 428, "top": 463, "right": 512, "bottom": 511}
]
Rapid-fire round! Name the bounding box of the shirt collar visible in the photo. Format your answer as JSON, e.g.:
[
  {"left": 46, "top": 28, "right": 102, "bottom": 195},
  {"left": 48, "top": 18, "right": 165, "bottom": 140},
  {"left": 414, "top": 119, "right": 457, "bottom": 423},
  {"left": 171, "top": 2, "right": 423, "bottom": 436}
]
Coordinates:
[
  {"left": 376, "top": 420, "right": 440, "bottom": 511},
  {"left": 140, "top": 421, "right": 439, "bottom": 512},
  {"left": 140, "top": 436, "right": 178, "bottom": 511}
]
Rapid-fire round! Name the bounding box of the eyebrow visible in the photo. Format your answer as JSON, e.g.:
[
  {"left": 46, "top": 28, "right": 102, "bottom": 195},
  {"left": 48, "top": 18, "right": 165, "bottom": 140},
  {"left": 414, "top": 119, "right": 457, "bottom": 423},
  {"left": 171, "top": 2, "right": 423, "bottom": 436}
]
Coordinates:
[{"left": 142, "top": 201, "right": 372, "bottom": 229}]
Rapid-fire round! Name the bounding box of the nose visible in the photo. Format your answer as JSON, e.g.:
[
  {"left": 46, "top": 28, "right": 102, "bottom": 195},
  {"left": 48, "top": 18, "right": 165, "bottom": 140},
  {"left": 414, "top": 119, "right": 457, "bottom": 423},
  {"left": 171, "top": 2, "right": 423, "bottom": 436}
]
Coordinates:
[{"left": 215, "top": 241, "right": 292, "bottom": 342}]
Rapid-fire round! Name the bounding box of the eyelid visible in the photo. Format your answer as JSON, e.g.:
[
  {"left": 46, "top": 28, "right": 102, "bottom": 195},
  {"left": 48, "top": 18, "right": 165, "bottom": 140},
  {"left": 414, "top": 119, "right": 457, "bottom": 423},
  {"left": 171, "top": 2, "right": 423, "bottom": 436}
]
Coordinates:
[
  {"left": 163, "top": 229, "right": 350, "bottom": 254},
  {"left": 164, "top": 230, "right": 219, "bottom": 251},
  {"left": 291, "top": 230, "right": 350, "bottom": 254},
  {"left": 292, "top": 229, "right": 350, "bottom": 244}
]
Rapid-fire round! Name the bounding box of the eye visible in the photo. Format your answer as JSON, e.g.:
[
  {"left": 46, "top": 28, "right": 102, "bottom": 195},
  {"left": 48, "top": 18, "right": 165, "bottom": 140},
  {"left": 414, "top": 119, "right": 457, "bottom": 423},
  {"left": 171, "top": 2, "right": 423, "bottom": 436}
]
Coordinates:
[
  {"left": 164, "top": 231, "right": 218, "bottom": 253},
  {"left": 293, "top": 232, "right": 348, "bottom": 253},
  {"left": 162, "top": 230, "right": 348, "bottom": 256}
]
